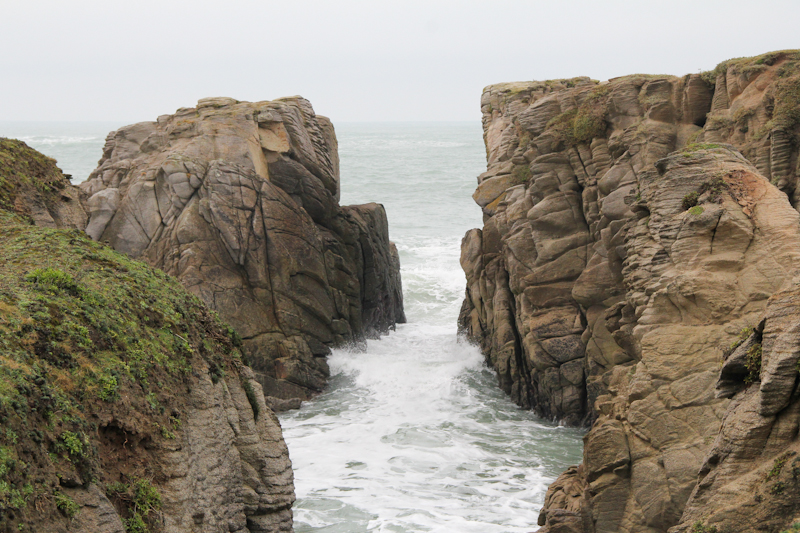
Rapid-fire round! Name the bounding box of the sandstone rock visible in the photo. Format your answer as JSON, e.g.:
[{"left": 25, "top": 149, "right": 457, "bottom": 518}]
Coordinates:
[
  {"left": 80, "top": 97, "right": 405, "bottom": 401},
  {"left": 461, "top": 50, "right": 800, "bottom": 532},
  {"left": 670, "top": 283, "right": 800, "bottom": 533}
]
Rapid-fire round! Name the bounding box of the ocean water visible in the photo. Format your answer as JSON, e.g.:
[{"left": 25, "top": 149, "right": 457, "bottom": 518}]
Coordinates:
[
  {"left": 0, "top": 121, "right": 585, "bottom": 532},
  {"left": 284, "top": 123, "right": 585, "bottom": 533},
  {"left": 0, "top": 121, "right": 123, "bottom": 183}
]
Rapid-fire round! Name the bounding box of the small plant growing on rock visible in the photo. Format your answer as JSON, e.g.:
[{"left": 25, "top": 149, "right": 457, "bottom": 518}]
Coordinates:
[
  {"left": 107, "top": 478, "right": 162, "bottom": 533},
  {"left": 683, "top": 176, "right": 728, "bottom": 213},
  {"left": 98, "top": 374, "right": 119, "bottom": 402},
  {"left": 699, "top": 177, "right": 727, "bottom": 204},
  {"left": 682, "top": 142, "right": 725, "bottom": 154},
  {"left": 683, "top": 192, "right": 699, "bottom": 210},
  {"left": 730, "top": 327, "right": 754, "bottom": 351},
  {"left": 54, "top": 491, "right": 79, "bottom": 518},
  {"left": 544, "top": 84, "right": 611, "bottom": 147},
  {"left": 771, "top": 481, "right": 787, "bottom": 495},
  {"left": 688, "top": 206, "right": 704, "bottom": 216},
  {"left": 691, "top": 521, "right": 718, "bottom": 533},
  {"left": 158, "top": 424, "right": 175, "bottom": 440},
  {"left": 767, "top": 452, "right": 794, "bottom": 480},
  {"left": 744, "top": 343, "right": 763, "bottom": 384},
  {"left": 511, "top": 164, "right": 533, "bottom": 185},
  {"left": 57, "top": 431, "right": 87, "bottom": 459}
]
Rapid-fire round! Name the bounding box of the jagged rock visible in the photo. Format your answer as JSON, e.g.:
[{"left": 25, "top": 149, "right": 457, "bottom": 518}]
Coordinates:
[
  {"left": 265, "top": 396, "right": 303, "bottom": 412},
  {"left": 80, "top": 96, "right": 405, "bottom": 401},
  {"left": 460, "top": 50, "right": 800, "bottom": 532}
]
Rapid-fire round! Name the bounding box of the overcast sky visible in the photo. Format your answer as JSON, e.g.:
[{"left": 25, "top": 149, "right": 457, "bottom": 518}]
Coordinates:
[{"left": 2, "top": 0, "right": 798, "bottom": 123}]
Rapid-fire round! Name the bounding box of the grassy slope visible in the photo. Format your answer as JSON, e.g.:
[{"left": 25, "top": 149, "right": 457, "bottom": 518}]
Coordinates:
[{"left": 0, "top": 142, "right": 251, "bottom": 532}]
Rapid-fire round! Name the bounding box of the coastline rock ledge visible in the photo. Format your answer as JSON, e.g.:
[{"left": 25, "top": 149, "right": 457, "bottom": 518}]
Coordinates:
[
  {"left": 460, "top": 50, "right": 800, "bottom": 532},
  {"left": 80, "top": 96, "right": 405, "bottom": 403}
]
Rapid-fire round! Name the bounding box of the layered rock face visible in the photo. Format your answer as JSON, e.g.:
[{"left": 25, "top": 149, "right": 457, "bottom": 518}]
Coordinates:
[
  {"left": 672, "top": 282, "right": 800, "bottom": 532},
  {"left": 80, "top": 97, "right": 405, "bottom": 401},
  {"left": 459, "top": 50, "right": 800, "bottom": 531},
  {"left": 0, "top": 142, "right": 294, "bottom": 532}
]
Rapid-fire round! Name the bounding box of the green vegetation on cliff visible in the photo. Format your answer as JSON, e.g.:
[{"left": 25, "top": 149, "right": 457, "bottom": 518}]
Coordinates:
[
  {"left": 701, "top": 50, "right": 800, "bottom": 142},
  {"left": 544, "top": 84, "right": 611, "bottom": 147},
  {"left": 0, "top": 151, "right": 248, "bottom": 532},
  {"left": 0, "top": 138, "right": 67, "bottom": 219},
  {"left": 700, "top": 49, "right": 800, "bottom": 85}
]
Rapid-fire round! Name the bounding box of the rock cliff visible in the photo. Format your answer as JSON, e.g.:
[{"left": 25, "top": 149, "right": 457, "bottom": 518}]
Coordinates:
[
  {"left": 459, "top": 50, "right": 800, "bottom": 531},
  {"left": 79, "top": 97, "right": 405, "bottom": 402},
  {"left": 0, "top": 140, "right": 295, "bottom": 532}
]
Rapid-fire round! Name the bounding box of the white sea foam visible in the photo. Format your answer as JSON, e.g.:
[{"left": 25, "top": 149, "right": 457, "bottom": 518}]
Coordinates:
[
  {"left": 280, "top": 122, "right": 584, "bottom": 533},
  {"left": 16, "top": 135, "right": 100, "bottom": 144},
  {"left": 3, "top": 121, "right": 585, "bottom": 532},
  {"left": 282, "top": 326, "right": 583, "bottom": 533}
]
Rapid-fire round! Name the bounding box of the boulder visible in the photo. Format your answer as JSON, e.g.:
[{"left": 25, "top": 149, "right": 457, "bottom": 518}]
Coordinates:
[{"left": 80, "top": 97, "right": 405, "bottom": 401}]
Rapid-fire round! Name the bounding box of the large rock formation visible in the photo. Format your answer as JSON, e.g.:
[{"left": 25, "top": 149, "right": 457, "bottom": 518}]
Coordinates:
[
  {"left": 459, "top": 50, "right": 800, "bottom": 531},
  {"left": 79, "top": 97, "right": 405, "bottom": 401},
  {"left": 0, "top": 141, "right": 295, "bottom": 532}
]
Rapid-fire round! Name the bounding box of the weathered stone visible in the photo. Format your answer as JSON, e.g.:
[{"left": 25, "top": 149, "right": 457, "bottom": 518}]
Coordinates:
[
  {"left": 81, "top": 97, "right": 405, "bottom": 402},
  {"left": 0, "top": 138, "right": 88, "bottom": 229},
  {"left": 462, "top": 50, "right": 800, "bottom": 533}
]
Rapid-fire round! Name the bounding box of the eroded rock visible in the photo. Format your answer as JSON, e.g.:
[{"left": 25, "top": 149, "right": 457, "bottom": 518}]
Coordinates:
[
  {"left": 460, "top": 50, "right": 800, "bottom": 532},
  {"left": 80, "top": 96, "right": 405, "bottom": 401}
]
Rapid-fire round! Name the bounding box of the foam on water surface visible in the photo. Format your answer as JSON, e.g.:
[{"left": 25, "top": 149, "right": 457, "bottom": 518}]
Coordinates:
[
  {"left": 283, "top": 325, "right": 583, "bottom": 532},
  {"left": 2, "top": 121, "right": 586, "bottom": 532},
  {"left": 280, "top": 123, "right": 584, "bottom": 533}
]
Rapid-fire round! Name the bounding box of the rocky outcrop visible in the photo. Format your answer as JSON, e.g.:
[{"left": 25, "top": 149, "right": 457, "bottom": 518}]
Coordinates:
[
  {"left": 670, "top": 282, "right": 800, "bottom": 532},
  {"left": 459, "top": 50, "right": 800, "bottom": 532},
  {"left": 0, "top": 146, "right": 294, "bottom": 532},
  {"left": 0, "top": 137, "right": 87, "bottom": 228},
  {"left": 79, "top": 96, "right": 405, "bottom": 401}
]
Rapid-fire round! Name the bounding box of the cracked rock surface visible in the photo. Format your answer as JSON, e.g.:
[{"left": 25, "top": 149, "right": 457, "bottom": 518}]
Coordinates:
[
  {"left": 81, "top": 96, "right": 405, "bottom": 401},
  {"left": 460, "top": 50, "right": 800, "bottom": 532}
]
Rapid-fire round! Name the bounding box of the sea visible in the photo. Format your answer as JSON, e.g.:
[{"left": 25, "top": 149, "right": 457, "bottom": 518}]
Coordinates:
[{"left": 0, "top": 120, "right": 585, "bottom": 533}]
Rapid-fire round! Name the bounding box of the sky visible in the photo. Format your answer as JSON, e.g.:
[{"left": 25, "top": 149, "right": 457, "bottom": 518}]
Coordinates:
[{"left": 2, "top": 0, "right": 799, "bottom": 123}]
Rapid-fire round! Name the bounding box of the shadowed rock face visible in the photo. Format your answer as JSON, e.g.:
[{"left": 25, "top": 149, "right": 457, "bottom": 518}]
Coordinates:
[
  {"left": 80, "top": 96, "right": 405, "bottom": 401},
  {"left": 460, "top": 50, "right": 800, "bottom": 532}
]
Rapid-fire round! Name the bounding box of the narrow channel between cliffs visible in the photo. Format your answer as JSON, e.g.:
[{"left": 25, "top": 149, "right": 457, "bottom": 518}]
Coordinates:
[{"left": 279, "top": 123, "right": 585, "bottom": 533}]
